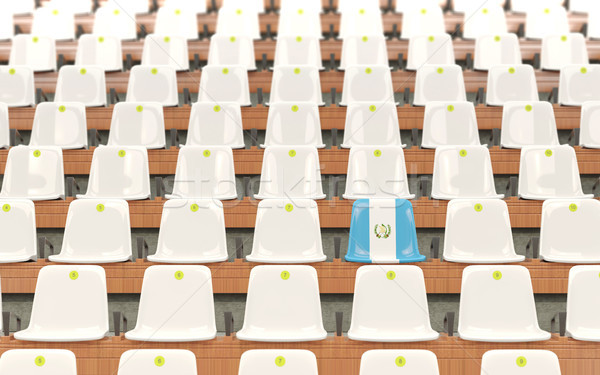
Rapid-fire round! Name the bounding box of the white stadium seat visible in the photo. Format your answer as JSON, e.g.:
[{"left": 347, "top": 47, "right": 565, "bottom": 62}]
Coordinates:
[
  {"left": 518, "top": 145, "right": 592, "bottom": 200},
  {"left": 75, "top": 34, "right": 123, "bottom": 72},
  {"left": 401, "top": 4, "right": 445, "bottom": 39},
  {"left": 216, "top": 6, "right": 260, "bottom": 40},
  {"left": 341, "top": 102, "right": 403, "bottom": 148},
  {"left": 166, "top": 146, "right": 237, "bottom": 200},
  {"left": 0, "top": 103, "right": 8, "bottom": 148},
  {"left": 280, "top": 0, "right": 322, "bottom": 13},
  {"left": 126, "top": 265, "right": 217, "bottom": 341},
  {"left": 155, "top": 5, "right": 199, "bottom": 40},
  {"left": 263, "top": 102, "right": 325, "bottom": 148},
  {"left": 30, "top": 102, "right": 88, "bottom": 149},
  {"left": 93, "top": 4, "right": 137, "bottom": 40},
  {"left": 421, "top": 101, "right": 480, "bottom": 148},
  {"left": 149, "top": 199, "right": 229, "bottom": 263},
  {"left": 198, "top": 65, "right": 251, "bottom": 106},
  {"left": 474, "top": 33, "right": 522, "bottom": 71},
  {"left": 348, "top": 266, "right": 439, "bottom": 342},
  {"left": 163, "top": 0, "right": 207, "bottom": 14},
  {"left": 458, "top": 265, "right": 551, "bottom": 342},
  {"left": 77, "top": 146, "right": 151, "bottom": 200},
  {"left": 31, "top": 7, "right": 75, "bottom": 40},
  {"left": 339, "top": 7, "right": 384, "bottom": 39},
  {"left": 359, "top": 350, "right": 440, "bottom": 375},
  {"left": 512, "top": 0, "right": 563, "bottom": 13},
  {"left": 443, "top": 199, "right": 524, "bottom": 263},
  {"left": 9, "top": 34, "right": 56, "bottom": 72},
  {"left": 559, "top": 64, "right": 600, "bottom": 106},
  {"left": 0, "top": 199, "right": 37, "bottom": 263},
  {"left": 500, "top": 101, "right": 559, "bottom": 148},
  {"left": 222, "top": 0, "right": 265, "bottom": 14},
  {"left": 55, "top": 66, "right": 107, "bottom": 107},
  {"left": 486, "top": 65, "right": 539, "bottom": 106},
  {"left": 186, "top": 102, "right": 245, "bottom": 148},
  {"left": 579, "top": 101, "right": 600, "bottom": 148},
  {"left": 480, "top": 350, "right": 561, "bottom": 374},
  {"left": 453, "top": 0, "right": 504, "bottom": 13},
  {"left": 0, "top": 350, "right": 77, "bottom": 374},
  {"left": 340, "top": 65, "right": 394, "bottom": 106},
  {"left": 0, "top": 0, "right": 35, "bottom": 15},
  {"left": 107, "top": 102, "right": 166, "bottom": 149},
  {"left": 239, "top": 350, "right": 319, "bottom": 375},
  {"left": 0, "top": 66, "right": 35, "bottom": 107},
  {"left": 14, "top": 265, "right": 109, "bottom": 342},
  {"left": 247, "top": 199, "right": 326, "bottom": 263},
  {"left": 277, "top": 7, "right": 322, "bottom": 39},
  {"left": 432, "top": 146, "right": 503, "bottom": 200},
  {"left": 273, "top": 36, "right": 324, "bottom": 70},
  {"left": 47, "top": 0, "right": 92, "bottom": 14},
  {"left": 566, "top": 265, "right": 600, "bottom": 341},
  {"left": 340, "top": 35, "right": 389, "bottom": 71},
  {"left": 406, "top": 34, "right": 455, "bottom": 71},
  {"left": 106, "top": 0, "right": 148, "bottom": 15},
  {"left": 236, "top": 265, "right": 327, "bottom": 342},
  {"left": 126, "top": 65, "right": 179, "bottom": 106},
  {"left": 0, "top": 146, "right": 64, "bottom": 201},
  {"left": 541, "top": 33, "right": 589, "bottom": 71},
  {"left": 525, "top": 6, "right": 569, "bottom": 39},
  {"left": 117, "top": 350, "right": 197, "bottom": 375},
  {"left": 413, "top": 65, "right": 467, "bottom": 106},
  {"left": 141, "top": 34, "right": 190, "bottom": 71},
  {"left": 48, "top": 199, "right": 132, "bottom": 263},
  {"left": 0, "top": 9, "right": 13, "bottom": 40},
  {"left": 463, "top": 5, "right": 508, "bottom": 40},
  {"left": 269, "top": 65, "right": 324, "bottom": 105},
  {"left": 255, "top": 146, "right": 326, "bottom": 200},
  {"left": 208, "top": 35, "right": 257, "bottom": 71},
  {"left": 540, "top": 199, "right": 600, "bottom": 263}
]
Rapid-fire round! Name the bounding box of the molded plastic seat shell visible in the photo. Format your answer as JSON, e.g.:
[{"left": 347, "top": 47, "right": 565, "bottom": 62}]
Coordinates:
[
  {"left": 75, "top": 34, "right": 123, "bottom": 71},
  {"left": 30, "top": 102, "right": 87, "bottom": 149},
  {"left": 443, "top": 199, "right": 524, "bottom": 263},
  {"left": 579, "top": 101, "right": 600, "bottom": 148},
  {"left": 559, "top": 64, "right": 600, "bottom": 106},
  {"left": 247, "top": 199, "right": 326, "bottom": 263},
  {"left": 401, "top": 4, "right": 445, "bottom": 39},
  {"left": 406, "top": 34, "right": 455, "bottom": 71},
  {"left": 0, "top": 66, "right": 35, "bottom": 107},
  {"left": 346, "top": 199, "right": 426, "bottom": 263},
  {"left": 421, "top": 101, "right": 480, "bottom": 148},
  {"left": 340, "top": 35, "right": 389, "bottom": 70},
  {"left": 55, "top": 66, "right": 107, "bottom": 107},
  {"left": 1, "top": 0, "right": 35, "bottom": 15},
  {"left": 236, "top": 265, "right": 327, "bottom": 342},
  {"left": 126, "top": 65, "right": 179, "bottom": 106},
  {"left": 341, "top": 102, "right": 403, "bottom": 148},
  {"left": 277, "top": 8, "right": 322, "bottom": 39},
  {"left": 126, "top": 265, "right": 217, "bottom": 341},
  {"left": 107, "top": 102, "right": 166, "bottom": 149},
  {"left": 525, "top": 6, "right": 569, "bottom": 39},
  {"left": 238, "top": 350, "right": 319, "bottom": 374},
  {"left": 413, "top": 65, "right": 467, "bottom": 106},
  {"left": 348, "top": 266, "right": 439, "bottom": 342},
  {"left": 31, "top": 7, "right": 75, "bottom": 40},
  {"left": 163, "top": 0, "right": 207, "bottom": 13},
  {"left": 431, "top": 146, "right": 503, "bottom": 200},
  {"left": 216, "top": 6, "right": 260, "bottom": 40},
  {"left": 106, "top": 0, "right": 148, "bottom": 14},
  {"left": 198, "top": 65, "right": 251, "bottom": 106},
  {"left": 77, "top": 146, "right": 151, "bottom": 200},
  {"left": 166, "top": 146, "right": 237, "bottom": 200},
  {"left": 340, "top": 65, "right": 395, "bottom": 106},
  {"left": 141, "top": 34, "right": 190, "bottom": 71},
  {"left": 500, "top": 101, "right": 559, "bottom": 148},
  {"left": 0, "top": 199, "right": 37, "bottom": 263},
  {"left": 9, "top": 34, "right": 56, "bottom": 72},
  {"left": 273, "top": 36, "right": 324, "bottom": 70},
  {"left": 0, "top": 146, "right": 64, "bottom": 201},
  {"left": 0, "top": 103, "right": 8, "bottom": 148},
  {"left": 185, "top": 102, "right": 244, "bottom": 148},
  {"left": 255, "top": 146, "right": 325, "bottom": 200},
  {"left": 474, "top": 33, "right": 522, "bottom": 71},
  {"left": 154, "top": 5, "right": 199, "bottom": 40},
  {"left": 0, "top": 349, "right": 77, "bottom": 374},
  {"left": 359, "top": 350, "right": 440, "bottom": 374},
  {"left": 463, "top": 5, "right": 507, "bottom": 39},
  {"left": 93, "top": 5, "right": 137, "bottom": 40},
  {"left": 343, "top": 146, "right": 414, "bottom": 199},
  {"left": 480, "top": 350, "right": 561, "bottom": 374},
  {"left": 458, "top": 265, "right": 551, "bottom": 342},
  {"left": 48, "top": 199, "right": 132, "bottom": 263},
  {"left": 117, "top": 350, "right": 198, "bottom": 375},
  {"left": 339, "top": 7, "right": 384, "bottom": 39},
  {"left": 263, "top": 102, "right": 325, "bottom": 148},
  {"left": 208, "top": 35, "right": 257, "bottom": 71},
  {"left": 541, "top": 33, "right": 589, "bottom": 71},
  {"left": 14, "top": 265, "right": 109, "bottom": 342},
  {"left": 486, "top": 64, "right": 539, "bottom": 106},
  {"left": 566, "top": 265, "right": 600, "bottom": 341},
  {"left": 149, "top": 199, "right": 229, "bottom": 263},
  {"left": 269, "top": 65, "right": 324, "bottom": 105},
  {"left": 518, "top": 145, "right": 592, "bottom": 200}
]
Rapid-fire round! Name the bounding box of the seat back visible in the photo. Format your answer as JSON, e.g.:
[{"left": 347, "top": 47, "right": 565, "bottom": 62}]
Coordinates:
[
  {"left": 126, "top": 65, "right": 179, "bottom": 106},
  {"left": 0, "top": 9, "right": 13, "bottom": 40},
  {"left": 155, "top": 5, "right": 198, "bottom": 40},
  {"left": 264, "top": 102, "right": 324, "bottom": 147},
  {"left": 525, "top": 6, "right": 569, "bottom": 39},
  {"left": 186, "top": 102, "right": 244, "bottom": 148},
  {"left": 55, "top": 66, "right": 107, "bottom": 107},
  {"left": 55, "top": 199, "right": 132, "bottom": 262},
  {"left": 340, "top": 65, "right": 394, "bottom": 105},
  {"left": 82, "top": 146, "right": 151, "bottom": 200},
  {"left": 401, "top": 4, "right": 445, "bottom": 39},
  {"left": 249, "top": 199, "right": 325, "bottom": 263},
  {"left": 270, "top": 65, "right": 324, "bottom": 105},
  {"left": 75, "top": 34, "right": 123, "bottom": 71},
  {"left": 414, "top": 64, "right": 467, "bottom": 106},
  {"left": 344, "top": 146, "right": 413, "bottom": 199},
  {"left": 341, "top": 102, "right": 402, "bottom": 148},
  {"left": 339, "top": 7, "right": 384, "bottom": 39},
  {"left": 30, "top": 102, "right": 88, "bottom": 149},
  {"left": 222, "top": 0, "right": 265, "bottom": 14},
  {"left": 566, "top": 266, "right": 600, "bottom": 340},
  {"left": 541, "top": 33, "right": 589, "bottom": 71},
  {"left": 163, "top": 0, "right": 207, "bottom": 13},
  {"left": 93, "top": 5, "right": 137, "bottom": 40},
  {"left": 338, "top": 0, "right": 380, "bottom": 13},
  {"left": 0, "top": 146, "right": 64, "bottom": 200},
  {"left": 170, "top": 146, "right": 237, "bottom": 200},
  {"left": 463, "top": 5, "right": 507, "bottom": 39},
  {"left": 117, "top": 350, "right": 197, "bottom": 375},
  {"left": 141, "top": 34, "right": 189, "bottom": 71},
  {"left": 518, "top": 145, "right": 588, "bottom": 199},
  {"left": 480, "top": 350, "right": 561, "bottom": 375},
  {"left": 0, "top": 66, "right": 35, "bottom": 107},
  {"left": 422, "top": 101, "right": 480, "bottom": 148},
  {"left": 208, "top": 35, "right": 256, "bottom": 70},
  {"left": 579, "top": 101, "right": 600, "bottom": 147},
  {"left": 274, "top": 36, "right": 323, "bottom": 69},
  {"left": 47, "top": 0, "right": 91, "bottom": 14},
  {"left": 486, "top": 65, "right": 539, "bottom": 106},
  {"left": 0, "top": 350, "right": 77, "bottom": 374},
  {"left": 540, "top": 200, "right": 600, "bottom": 262},
  {"left": 431, "top": 146, "right": 501, "bottom": 200},
  {"left": 0, "top": 103, "right": 11, "bottom": 148},
  {"left": 216, "top": 6, "right": 260, "bottom": 39},
  {"left": 31, "top": 7, "right": 75, "bottom": 40},
  {"left": 443, "top": 199, "right": 521, "bottom": 263},
  {"left": 277, "top": 7, "right": 322, "bottom": 39},
  {"left": 106, "top": 0, "right": 148, "bottom": 14},
  {"left": 107, "top": 102, "right": 166, "bottom": 149},
  {"left": 239, "top": 350, "right": 318, "bottom": 375},
  {"left": 0, "top": 199, "right": 37, "bottom": 262},
  {"left": 154, "top": 199, "right": 228, "bottom": 262},
  {"left": 198, "top": 65, "right": 251, "bottom": 106},
  {"left": 500, "top": 101, "right": 558, "bottom": 148},
  {"left": 280, "top": 0, "right": 322, "bottom": 13},
  {"left": 474, "top": 33, "right": 522, "bottom": 71},
  {"left": 406, "top": 34, "right": 455, "bottom": 71},
  {"left": 360, "top": 350, "right": 440, "bottom": 375},
  {"left": 453, "top": 0, "right": 504, "bottom": 13},
  {"left": 346, "top": 199, "right": 425, "bottom": 263},
  {"left": 0, "top": 0, "right": 35, "bottom": 15},
  {"left": 512, "top": 0, "right": 562, "bottom": 13},
  {"left": 559, "top": 64, "right": 600, "bottom": 106},
  {"left": 256, "top": 146, "right": 325, "bottom": 199},
  {"left": 340, "top": 34, "right": 389, "bottom": 70},
  {"left": 9, "top": 34, "right": 56, "bottom": 72}
]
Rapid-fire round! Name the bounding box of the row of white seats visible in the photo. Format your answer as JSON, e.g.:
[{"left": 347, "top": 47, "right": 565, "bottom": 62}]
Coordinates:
[
  {"left": 0, "top": 143, "right": 591, "bottom": 201},
  {"left": 0, "top": 348, "right": 563, "bottom": 374},
  {"left": 3, "top": 195, "right": 600, "bottom": 264},
  {"left": 0, "top": 264, "right": 597, "bottom": 343}
]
